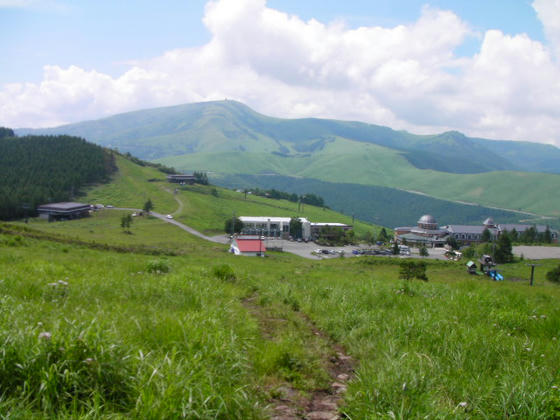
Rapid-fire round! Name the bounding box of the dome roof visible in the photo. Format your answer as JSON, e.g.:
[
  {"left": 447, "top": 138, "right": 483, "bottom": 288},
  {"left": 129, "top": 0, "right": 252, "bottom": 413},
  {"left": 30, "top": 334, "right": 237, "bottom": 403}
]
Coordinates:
[
  {"left": 483, "top": 217, "right": 495, "bottom": 226},
  {"left": 418, "top": 214, "right": 436, "bottom": 224}
]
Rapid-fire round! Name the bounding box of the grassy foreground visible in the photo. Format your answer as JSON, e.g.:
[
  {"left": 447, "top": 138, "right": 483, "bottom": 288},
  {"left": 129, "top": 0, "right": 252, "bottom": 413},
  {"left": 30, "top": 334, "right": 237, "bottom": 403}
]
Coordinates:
[{"left": 1, "top": 228, "right": 560, "bottom": 418}]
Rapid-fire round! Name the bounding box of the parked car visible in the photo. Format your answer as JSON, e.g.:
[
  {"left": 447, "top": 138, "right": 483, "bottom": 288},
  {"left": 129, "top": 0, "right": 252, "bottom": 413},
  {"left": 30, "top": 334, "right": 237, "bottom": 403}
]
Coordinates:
[
  {"left": 166, "top": 214, "right": 173, "bottom": 219},
  {"left": 106, "top": 204, "right": 114, "bottom": 208}
]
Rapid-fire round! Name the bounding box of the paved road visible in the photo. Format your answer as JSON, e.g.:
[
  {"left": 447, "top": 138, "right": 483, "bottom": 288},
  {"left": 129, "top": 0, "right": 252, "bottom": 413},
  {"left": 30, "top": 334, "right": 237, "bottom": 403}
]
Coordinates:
[
  {"left": 106, "top": 208, "right": 460, "bottom": 260},
  {"left": 107, "top": 207, "right": 228, "bottom": 243}
]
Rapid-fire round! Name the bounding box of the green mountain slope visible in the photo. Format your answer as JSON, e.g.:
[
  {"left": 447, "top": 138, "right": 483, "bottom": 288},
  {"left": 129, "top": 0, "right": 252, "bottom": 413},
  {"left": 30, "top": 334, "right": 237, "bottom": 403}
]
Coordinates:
[
  {"left": 16, "top": 100, "right": 560, "bottom": 217},
  {"left": 158, "top": 137, "right": 560, "bottom": 217},
  {"left": 17, "top": 100, "right": 560, "bottom": 174},
  {"left": 214, "top": 174, "right": 536, "bottom": 229}
]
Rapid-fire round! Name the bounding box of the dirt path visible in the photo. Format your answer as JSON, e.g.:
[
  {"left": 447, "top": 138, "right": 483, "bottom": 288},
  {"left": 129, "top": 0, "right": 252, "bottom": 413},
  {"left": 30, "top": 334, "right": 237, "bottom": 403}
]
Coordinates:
[{"left": 243, "top": 295, "right": 354, "bottom": 420}]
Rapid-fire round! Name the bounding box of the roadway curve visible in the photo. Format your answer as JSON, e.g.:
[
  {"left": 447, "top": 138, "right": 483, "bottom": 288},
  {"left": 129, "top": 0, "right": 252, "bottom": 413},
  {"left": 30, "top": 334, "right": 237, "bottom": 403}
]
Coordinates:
[{"left": 107, "top": 207, "right": 229, "bottom": 244}]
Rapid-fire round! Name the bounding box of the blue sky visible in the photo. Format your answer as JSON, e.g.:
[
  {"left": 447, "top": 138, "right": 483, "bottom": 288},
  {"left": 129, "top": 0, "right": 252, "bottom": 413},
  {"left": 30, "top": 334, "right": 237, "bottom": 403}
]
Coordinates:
[{"left": 1, "top": 0, "right": 560, "bottom": 146}]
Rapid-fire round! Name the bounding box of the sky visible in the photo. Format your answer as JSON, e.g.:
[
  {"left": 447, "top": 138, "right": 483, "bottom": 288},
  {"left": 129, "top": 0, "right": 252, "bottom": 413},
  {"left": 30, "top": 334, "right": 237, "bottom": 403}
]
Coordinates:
[{"left": 1, "top": 0, "right": 560, "bottom": 146}]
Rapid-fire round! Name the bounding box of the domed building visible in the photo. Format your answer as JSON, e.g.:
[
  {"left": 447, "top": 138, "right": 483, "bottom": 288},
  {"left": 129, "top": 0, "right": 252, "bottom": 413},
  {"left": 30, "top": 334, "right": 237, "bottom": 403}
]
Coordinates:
[
  {"left": 394, "top": 214, "right": 449, "bottom": 247},
  {"left": 395, "top": 215, "right": 558, "bottom": 248}
]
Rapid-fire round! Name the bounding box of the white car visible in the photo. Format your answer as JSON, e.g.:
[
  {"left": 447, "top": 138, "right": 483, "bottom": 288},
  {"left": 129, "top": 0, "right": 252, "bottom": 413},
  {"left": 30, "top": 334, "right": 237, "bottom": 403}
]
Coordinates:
[
  {"left": 166, "top": 214, "right": 173, "bottom": 219},
  {"left": 106, "top": 205, "right": 114, "bottom": 208}
]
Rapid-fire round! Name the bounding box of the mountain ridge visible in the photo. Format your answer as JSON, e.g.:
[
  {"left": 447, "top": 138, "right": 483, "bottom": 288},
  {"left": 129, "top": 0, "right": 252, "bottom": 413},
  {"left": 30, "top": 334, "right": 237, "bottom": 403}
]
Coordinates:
[{"left": 16, "top": 99, "right": 560, "bottom": 174}]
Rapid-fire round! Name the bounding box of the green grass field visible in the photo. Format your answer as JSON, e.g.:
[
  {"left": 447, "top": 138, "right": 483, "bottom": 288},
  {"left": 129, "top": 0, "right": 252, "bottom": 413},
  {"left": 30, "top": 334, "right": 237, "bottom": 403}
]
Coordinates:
[
  {"left": 1, "top": 230, "right": 560, "bottom": 418},
  {"left": 3, "top": 155, "right": 560, "bottom": 418}
]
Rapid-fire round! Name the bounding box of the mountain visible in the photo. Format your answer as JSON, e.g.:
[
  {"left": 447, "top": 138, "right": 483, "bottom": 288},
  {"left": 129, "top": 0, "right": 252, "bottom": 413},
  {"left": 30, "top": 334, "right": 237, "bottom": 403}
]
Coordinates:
[
  {"left": 16, "top": 100, "right": 560, "bottom": 219},
  {"left": 17, "top": 100, "right": 560, "bottom": 174}
]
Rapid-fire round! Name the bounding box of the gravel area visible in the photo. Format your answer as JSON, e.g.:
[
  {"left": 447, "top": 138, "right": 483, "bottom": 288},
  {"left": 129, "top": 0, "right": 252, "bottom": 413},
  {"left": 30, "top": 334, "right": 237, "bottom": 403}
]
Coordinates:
[{"left": 513, "top": 245, "right": 560, "bottom": 260}]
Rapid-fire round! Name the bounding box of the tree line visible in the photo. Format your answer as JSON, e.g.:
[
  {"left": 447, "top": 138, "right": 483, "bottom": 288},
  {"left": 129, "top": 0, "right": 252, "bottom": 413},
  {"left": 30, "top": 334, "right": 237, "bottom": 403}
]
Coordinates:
[
  {"left": 245, "top": 188, "right": 326, "bottom": 208},
  {"left": 0, "top": 130, "right": 117, "bottom": 220}
]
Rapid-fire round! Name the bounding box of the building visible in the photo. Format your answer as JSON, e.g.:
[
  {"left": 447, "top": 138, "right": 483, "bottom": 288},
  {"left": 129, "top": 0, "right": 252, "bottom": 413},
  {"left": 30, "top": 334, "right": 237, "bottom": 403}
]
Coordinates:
[
  {"left": 394, "top": 214, "right": 449, "bottom": 247},
  {"left": 395, "top": 214, "right": 558, "bottom": 246},
  {"left": 238, "top": 216, "right": 352, "bottom": 241},
  {"left": 238, "top": 216, "right": 292, "bottom": 238},
  {"left": 308, "top": 222, "right": 352, "bottom": 241},
  {"left": 37, "top": 202, "right": 91, "bottom": 221},
  {"left": 166, "top": 174, "right": 196, "bottom": 184},
  {"left": 230, "top": 237, "right": 266, "bottom": 256}
]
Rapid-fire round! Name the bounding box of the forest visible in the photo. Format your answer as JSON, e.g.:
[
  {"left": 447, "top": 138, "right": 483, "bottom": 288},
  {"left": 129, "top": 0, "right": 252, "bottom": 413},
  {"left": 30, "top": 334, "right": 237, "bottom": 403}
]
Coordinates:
[{"left": 0, "top": 130, "right": 117, "bottom": 220}]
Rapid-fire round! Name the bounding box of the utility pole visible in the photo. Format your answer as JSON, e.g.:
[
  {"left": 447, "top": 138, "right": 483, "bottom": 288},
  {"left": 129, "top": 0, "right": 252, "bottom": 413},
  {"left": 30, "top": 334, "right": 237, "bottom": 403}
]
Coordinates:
[
  {"left": 231, "top": 212, "right": 235, "bottom": 238},
  {"left": 526, "top": 263, "right": 541, "bottom": 286}
]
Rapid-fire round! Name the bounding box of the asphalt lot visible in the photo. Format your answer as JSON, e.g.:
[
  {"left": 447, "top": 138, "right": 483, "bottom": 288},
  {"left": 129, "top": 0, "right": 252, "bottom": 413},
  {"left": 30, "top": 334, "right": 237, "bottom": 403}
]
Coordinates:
[{"left": 513, "top": 245, "right": 560, "bottom": 260}]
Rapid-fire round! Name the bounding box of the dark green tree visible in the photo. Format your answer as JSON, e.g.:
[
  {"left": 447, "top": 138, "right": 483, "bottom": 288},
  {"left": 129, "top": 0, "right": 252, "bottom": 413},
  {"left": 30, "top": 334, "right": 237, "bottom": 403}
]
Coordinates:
[
  {"left": 520, "top": 226, "right": 537, "bottom": 243},
  {"left": 446, "top": 236, "right": 460, "bottom": 250},
  {"left": 193, "top": 171, "right": 209, "bottom": 185},
  {"left": 494, "top": 231, "right": 513, "bottom": 263},
  {"left": 481, "top": 228, "right": 492, "bottom": 242},
  {"left": 510, "top": 228, "right": 518, "bottom": 242},
  {"left": 378, "top": 228, "right": 389, "bottom": 243},
  {"left": 0, "top": 134, "right": 117, "bottom": 220},
  {"left": 546, "top": 265, "right": 560, "bottom": 283},
  {"left": 392, "top": 241, "right": 400, "bottom": 255},
  {"left": 289, "top": 217, "right": 303, "bottom": 239},
  {"left": 120, "top": 213, "right": 133, "bottom": 233},
  {"left": 0, "top": 127, "right": 14, "bottom": 139},
  {"left": 419, "top": 244, "right": 429, "bottom": 257},
  {"left": 544, "top": 226, "right": 552, "bottom": 244},
  {"left": 225, "top": 217, "right": 244, "bottom": 234},
  {"left": 143, "top": 199, "right": 154, "bottom": 214}
]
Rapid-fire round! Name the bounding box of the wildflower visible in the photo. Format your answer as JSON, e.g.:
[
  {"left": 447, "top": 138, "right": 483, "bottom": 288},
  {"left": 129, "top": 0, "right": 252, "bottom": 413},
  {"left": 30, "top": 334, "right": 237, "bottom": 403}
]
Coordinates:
[
  {"left": 39, "top": 331, "right": 52, "bottom": 340},
  {"left": 552, "top": 385, "right": 558, "bottom": 389},
  {"left": 37, "top": 322, "right": 43, "bottom": 327},
  {"left": 458, "top": 402, "right": 468, "bottom": 408},
  {"left": 84, "top": 358, "right": 95, "bottom": 365},
  {"left": 540, "top": 315, "right": 547, "bottom": 319},
  {"left": 525, "top": 347, "right": 532, "bottom": 352},
  {"left": 402, "top": 382, "right": 407, "bottom": 391},
  {"left": 57, "top": 280, "right": 68, "bottom": 286},
  {"left": 48, "top": 282, "right": 58, "bottom": 287}
]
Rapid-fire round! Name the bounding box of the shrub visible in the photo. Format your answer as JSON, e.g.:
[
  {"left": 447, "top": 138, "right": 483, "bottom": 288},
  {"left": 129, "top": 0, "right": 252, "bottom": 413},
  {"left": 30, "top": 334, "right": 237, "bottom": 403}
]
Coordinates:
[
  {"left": 546, "top": 265, "right": 560, "bottom": 283},
  {"left": 212, "top": 264, "right": 236, "bottom": 282},
  {"left": 146, "top": 259, "right": 170, "bottom": 273},
  {"left": 399, "top": 260, "right": 428, "bottom": 282}
]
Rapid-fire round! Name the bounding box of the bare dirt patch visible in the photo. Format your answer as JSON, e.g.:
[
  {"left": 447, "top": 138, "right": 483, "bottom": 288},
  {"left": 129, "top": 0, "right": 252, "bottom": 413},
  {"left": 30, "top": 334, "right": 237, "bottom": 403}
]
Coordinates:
[{"left": 243, "top": 295, "right": 355, "bottom": 420}]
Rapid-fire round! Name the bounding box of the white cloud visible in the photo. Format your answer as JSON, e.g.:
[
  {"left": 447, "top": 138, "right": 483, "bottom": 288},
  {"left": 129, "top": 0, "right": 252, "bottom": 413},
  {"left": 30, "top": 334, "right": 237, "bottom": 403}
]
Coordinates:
[
  {"left": 2, "top": 0, "right": 560, "bottom": 147},
  {"left": 533, "top": 0, "right": 560, "bottom": 59}
]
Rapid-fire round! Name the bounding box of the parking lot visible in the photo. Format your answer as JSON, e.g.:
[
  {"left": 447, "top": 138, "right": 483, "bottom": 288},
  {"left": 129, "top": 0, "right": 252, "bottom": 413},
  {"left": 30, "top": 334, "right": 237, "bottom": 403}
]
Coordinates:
[{"left": 261, "top": 238, "right": 450, "bottom": 260}]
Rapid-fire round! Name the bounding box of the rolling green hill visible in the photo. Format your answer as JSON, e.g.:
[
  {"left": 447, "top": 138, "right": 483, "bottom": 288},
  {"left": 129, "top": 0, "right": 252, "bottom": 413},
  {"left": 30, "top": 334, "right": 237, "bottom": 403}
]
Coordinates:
[
  {"left": 215, "top": 174, "right": 537, "bottom": 228},
  {"left": 16, "top": 100, "right": 560, "bottom": 218},
  {"left": 29, "top": 155, "right": 383, "bottom": 239}
]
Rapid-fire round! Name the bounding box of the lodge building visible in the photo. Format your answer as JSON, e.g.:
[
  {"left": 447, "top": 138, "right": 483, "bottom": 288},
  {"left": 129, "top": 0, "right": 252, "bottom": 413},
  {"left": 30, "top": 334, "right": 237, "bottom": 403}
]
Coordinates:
[{"left": 395, "top": 215, "right": 558, "bottom": 247}]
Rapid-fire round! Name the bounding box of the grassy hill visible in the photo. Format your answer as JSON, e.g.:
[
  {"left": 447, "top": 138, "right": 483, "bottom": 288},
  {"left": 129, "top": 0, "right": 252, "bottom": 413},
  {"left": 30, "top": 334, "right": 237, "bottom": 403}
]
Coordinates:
[
  {"left": 159, "top": 137, "right": 560, "bottom": 217},
  {"left": 18, "top": 155, "right": 383, "bottom": 248},
  {"left": 2, "top": 151, "right": 560, "bottom": 418},
  {"left": 2, "top": 222, "right": 560, "bottom": 418},
  {"left": 17, "top": 100, "right": 560, "bottom": 218},
  {"left": 215, "top": 174, "right": 536, "bottom": 228}
]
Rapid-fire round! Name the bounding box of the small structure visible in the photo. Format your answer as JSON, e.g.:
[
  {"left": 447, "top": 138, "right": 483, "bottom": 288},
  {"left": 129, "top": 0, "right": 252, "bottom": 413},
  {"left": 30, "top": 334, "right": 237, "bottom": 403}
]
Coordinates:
[
  {"left": 166, "top": 174, "right": 196, "bottom": 184},
  {"left": 466, "top": 260, "right": 477, "bottom": 274},
  {"left": 37, "top": 202, "right": 91, "bottom": 221},
  {"left": 479, "top": 254, "right": 495, "bottom": 273},
  {"left": 230, "top": 237, "right": 266, "bottom": 256}
]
